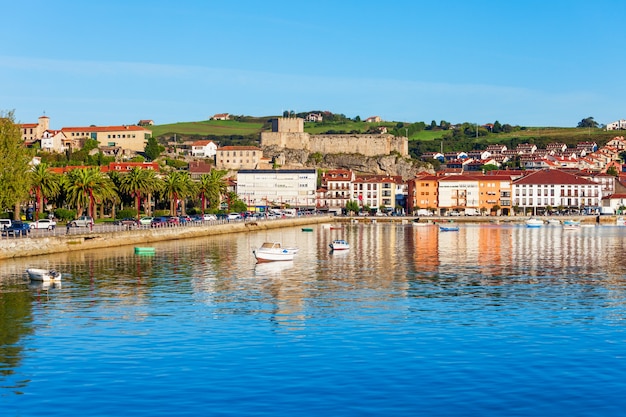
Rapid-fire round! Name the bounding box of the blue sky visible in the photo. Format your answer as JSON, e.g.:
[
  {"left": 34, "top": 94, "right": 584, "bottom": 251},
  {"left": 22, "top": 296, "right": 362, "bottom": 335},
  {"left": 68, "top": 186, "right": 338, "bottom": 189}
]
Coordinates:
[{"left": 2, "top": 0, "right": 625, "bottom": 128}]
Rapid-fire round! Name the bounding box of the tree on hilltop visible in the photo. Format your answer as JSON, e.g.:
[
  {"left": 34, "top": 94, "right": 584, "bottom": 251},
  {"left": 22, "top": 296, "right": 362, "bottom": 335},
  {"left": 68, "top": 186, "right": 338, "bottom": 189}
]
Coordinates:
[{"left": 577, "top": 117, "right": 598, "bottom": 128}]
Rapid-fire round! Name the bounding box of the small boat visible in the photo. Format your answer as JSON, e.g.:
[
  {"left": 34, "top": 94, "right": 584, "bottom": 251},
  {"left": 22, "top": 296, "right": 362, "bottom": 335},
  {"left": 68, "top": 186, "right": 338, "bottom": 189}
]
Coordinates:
[
  {"left": 439, "top": 226, "right": 459, "bottom": 232},
  {"left": 134, "top": 247, "right": 156, "bottom": 255},
  {"left": 617, "top": 216, "right": 625, "bottom": 226},
  {"left": 301, "top": 227, "right": 314, "bottom": 232},
  {"left": 253, "top": 242, "right": 299, "bottom": 262},
  {"left": 547, "top": 219, "right": 561, "bottom": 226},
  {"left": 329, "top": 225, "right": 344, "bottom": 230},
  {"left": 329, "top": 239, "right": 350, "bottom": 250},
  {"left": 525, "top": 218, "right": 544, "bottom": 228},
  {"left": 563, "top": 220, "right": 581, "bottom": 230},
  {"left": 27, "top": 268, "right": 62, "bottom": 282}
]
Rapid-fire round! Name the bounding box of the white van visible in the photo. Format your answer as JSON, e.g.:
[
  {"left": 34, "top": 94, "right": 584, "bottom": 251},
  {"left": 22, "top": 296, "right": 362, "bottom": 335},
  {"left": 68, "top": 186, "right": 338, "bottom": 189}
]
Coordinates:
[{"left": 0, "top": 219, "right": 11, "bottom": 230}]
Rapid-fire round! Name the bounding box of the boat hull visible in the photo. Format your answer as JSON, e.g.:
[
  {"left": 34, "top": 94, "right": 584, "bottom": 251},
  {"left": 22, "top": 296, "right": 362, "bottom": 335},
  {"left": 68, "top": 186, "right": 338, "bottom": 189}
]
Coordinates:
[
  {"left": 253, "top": 250, "right": 295, "bottom": 262},
  {"left": 27, "top": 268, "right": 61, "bottom": 282}
]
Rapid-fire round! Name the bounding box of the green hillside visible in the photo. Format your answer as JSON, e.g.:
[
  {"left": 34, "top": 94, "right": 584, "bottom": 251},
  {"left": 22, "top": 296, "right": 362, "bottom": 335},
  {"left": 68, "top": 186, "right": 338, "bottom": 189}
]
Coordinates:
[{"left": 146, "top": 117, "right": 619, "bottom": 154}]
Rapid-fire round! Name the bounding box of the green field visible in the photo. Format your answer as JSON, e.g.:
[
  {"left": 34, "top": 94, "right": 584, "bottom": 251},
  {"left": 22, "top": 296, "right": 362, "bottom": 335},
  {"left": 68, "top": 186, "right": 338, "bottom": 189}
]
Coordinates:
[
  {"left": 149, "top": 119, "right": 268, "bottom": 138},
  {"left": 147, "top": 118, "right": 617, "bottom": 147}
]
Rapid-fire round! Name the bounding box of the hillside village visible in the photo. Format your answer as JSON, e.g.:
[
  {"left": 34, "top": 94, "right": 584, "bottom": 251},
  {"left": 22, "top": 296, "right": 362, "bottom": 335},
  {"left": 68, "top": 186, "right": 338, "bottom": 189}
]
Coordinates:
[{"left": 15, "top": 114, "right": 626, "bottom": 218}]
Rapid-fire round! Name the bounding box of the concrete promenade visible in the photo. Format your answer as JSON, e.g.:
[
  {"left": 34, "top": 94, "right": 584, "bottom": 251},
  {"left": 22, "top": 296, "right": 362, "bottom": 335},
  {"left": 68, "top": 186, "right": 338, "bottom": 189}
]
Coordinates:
[{"left": 0, "top": 216, "right": 335, "bottom": 261}]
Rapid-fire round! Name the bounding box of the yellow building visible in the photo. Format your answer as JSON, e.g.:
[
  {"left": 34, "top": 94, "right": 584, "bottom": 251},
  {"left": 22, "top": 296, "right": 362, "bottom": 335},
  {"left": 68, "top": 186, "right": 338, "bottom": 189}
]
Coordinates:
[
  {"left": 216, "top": 146, "right": 262, "bottom": 170},
  {"left": 61, "top": 125, "right": 152, "bottom": 152}
]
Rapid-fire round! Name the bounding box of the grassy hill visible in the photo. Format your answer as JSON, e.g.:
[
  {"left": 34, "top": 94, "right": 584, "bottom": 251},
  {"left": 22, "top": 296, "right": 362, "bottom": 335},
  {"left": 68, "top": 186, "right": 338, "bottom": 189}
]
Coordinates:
[{"left": 147, "top": 118, "right": 620, "bottom": 152}]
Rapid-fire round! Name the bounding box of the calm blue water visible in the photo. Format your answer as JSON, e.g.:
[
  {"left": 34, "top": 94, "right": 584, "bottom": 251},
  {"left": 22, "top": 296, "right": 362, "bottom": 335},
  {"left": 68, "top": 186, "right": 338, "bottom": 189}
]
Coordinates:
[{"left": 2, "top": 223, "right": 626, "bottom": 416}]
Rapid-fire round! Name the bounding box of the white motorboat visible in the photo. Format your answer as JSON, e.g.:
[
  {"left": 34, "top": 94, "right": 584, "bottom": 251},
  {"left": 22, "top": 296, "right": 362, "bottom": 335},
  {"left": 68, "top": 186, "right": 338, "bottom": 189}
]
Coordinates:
[
  {"left": 253, "top": 242, "right": 299, "bottom": 262},
  {"left": 525, "top": 218, "right": 544, "bottom": 228},
  {"left": 27, "top": 268, "right": 62, "bottom": 282},
  {"left": 329, "top": 239, "right": 350, "bottom": 250}
]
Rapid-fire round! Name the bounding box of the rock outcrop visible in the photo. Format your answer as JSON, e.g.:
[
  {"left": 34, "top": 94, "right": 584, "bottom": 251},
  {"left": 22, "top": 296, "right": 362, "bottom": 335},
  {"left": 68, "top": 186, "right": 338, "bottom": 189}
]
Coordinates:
[{"left": 262, "top": 146, "right": 434, "bottom": 179}]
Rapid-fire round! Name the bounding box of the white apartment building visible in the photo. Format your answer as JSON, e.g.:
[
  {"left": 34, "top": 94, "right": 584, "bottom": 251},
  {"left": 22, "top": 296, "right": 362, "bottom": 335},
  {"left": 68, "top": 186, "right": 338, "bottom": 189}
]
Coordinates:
[
  {"left": 513, "top": 169, "right": 602, "bottom": 213},
  {"left": 606, "top": 119, "right": 626, "bottom": 130},
  {"left": 236, "top": 169, "right": 317, "bottom": 210}
]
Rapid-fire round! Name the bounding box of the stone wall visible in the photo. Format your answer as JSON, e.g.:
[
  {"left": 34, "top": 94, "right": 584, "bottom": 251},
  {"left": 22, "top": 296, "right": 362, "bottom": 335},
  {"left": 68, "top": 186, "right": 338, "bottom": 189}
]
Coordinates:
[
  {"left": 261, "top": 132, "right": 408, "bottom": 157},
  {"left": 0, "top": 217, "right": 334, "bottom": 260}
]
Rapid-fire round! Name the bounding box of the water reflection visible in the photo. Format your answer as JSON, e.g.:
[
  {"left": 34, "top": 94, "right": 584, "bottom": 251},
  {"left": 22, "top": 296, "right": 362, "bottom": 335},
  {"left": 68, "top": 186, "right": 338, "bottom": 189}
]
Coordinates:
[{"left": 2, "top": 223, "right": 626, "bottom": 398}]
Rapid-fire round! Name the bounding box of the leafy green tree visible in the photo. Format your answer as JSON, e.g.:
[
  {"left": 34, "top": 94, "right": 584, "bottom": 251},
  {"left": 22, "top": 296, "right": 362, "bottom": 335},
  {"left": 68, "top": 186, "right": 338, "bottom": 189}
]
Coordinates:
[
  {"left": 0, "top": 111, "right": 31, "bottom": 219},
  {"left": 577, "top": 117, "right": 598, "bottom": 128},
  {"left": 493, "top": 120, "right": 502, "bottom": 133},
  {"left": 606, "top": 166, "right": 619, "bottom": 176},
  {"left": 144, "top": 137, "right": 164, "bottom": 161},
  {"left": 30, "top": 163, "right": 61, "bottom": 219},
  {"left": 345, "top": 200, "right": 360, "bottom": 214}
]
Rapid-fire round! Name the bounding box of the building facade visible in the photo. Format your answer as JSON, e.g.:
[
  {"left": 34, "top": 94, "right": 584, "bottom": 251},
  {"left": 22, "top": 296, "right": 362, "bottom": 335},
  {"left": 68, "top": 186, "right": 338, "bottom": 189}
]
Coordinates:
[
  {"left": 236, "top": 169, "right": 317, "bottom": 210},
  {"left": 61, "top": 125, "right": 151, "bottom": 152},
  {"left": 216, "top": 146, "right": 262, "bottom": 170}
]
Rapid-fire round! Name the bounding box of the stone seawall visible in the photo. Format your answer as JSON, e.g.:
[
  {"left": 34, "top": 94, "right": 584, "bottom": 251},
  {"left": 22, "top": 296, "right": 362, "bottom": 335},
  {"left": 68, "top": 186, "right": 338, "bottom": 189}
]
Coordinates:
[{"left": 0, "top": 216, "right": 334, "bottom": 261}]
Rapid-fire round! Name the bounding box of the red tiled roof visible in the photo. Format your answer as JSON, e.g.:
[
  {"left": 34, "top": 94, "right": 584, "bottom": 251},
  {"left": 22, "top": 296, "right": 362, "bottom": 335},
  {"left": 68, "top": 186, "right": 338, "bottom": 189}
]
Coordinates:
[
  {"left": 61, "top": 125, "right": 150, "bottom": 132},
  {"left": 217, "top": 146, "right": 261, "bottom": 151},
  {"left": 513, "top": 169, "right": 595, "bottom": 185}
]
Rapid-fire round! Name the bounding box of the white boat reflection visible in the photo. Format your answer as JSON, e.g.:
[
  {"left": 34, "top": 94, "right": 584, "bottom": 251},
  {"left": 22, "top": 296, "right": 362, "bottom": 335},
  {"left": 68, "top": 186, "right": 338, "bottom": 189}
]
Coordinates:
[
  {"left": 29, "top": 280, "right": 62, "bottom": 291},
  {"left": 254, "top": 260, "right": 295, "bottom": 276}
]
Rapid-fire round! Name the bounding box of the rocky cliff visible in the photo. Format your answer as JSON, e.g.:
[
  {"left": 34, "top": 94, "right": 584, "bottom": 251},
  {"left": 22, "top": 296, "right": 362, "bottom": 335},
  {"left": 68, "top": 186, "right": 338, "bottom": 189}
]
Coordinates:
[{"left": 262, "top": 146, "right": 434, "bottom": 179}]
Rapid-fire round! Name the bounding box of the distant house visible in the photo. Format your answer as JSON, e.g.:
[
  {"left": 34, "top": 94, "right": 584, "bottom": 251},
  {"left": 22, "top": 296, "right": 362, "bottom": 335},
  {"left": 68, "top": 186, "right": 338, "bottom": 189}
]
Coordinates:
[
  {"left": 606, "top": 120, "right": 626, "bottom": 130},
  {"left": 365, "top": 116, "right": 381, "bottom": 123},
  {"left": 211, "top": 113, "right": 230, "bottom": 121},
  {"left": 305, "top": 113, "right": 323, "bottom": 122},
  {"left": 191, "top": 140, "right": 217, "bottom": 158},
  {"left": 137, "top": 119, "right": 154, "bottom": 126},
  {"left": 188, "top": 160, "right": 213, "bottom": 179}
]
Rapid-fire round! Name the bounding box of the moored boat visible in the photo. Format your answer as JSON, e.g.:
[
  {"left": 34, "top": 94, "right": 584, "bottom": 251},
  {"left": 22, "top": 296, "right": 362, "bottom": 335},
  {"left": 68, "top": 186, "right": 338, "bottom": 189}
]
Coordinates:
[
  {"left": 563, "top": 220, "right": 581, "bottom": 230},
  {"left": 439, "top": 226, "right": 459, "bottom": 232},
  {"left": 26, "top": 268, "right": 62, "bottom": 282},
  {"left": 329, "top": 239, "right": 350, "bottom": 250},
  {"left": 526, "top": 218, "right": 544, "bottom": 228},
  {"left": 253, "top": 242, "right": 299, "bottom": 262}
]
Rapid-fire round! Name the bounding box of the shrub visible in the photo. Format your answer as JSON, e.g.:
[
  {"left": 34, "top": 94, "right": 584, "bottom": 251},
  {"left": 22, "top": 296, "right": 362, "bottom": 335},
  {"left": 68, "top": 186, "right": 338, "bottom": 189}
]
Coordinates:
[
  {"left": 116, "top": 209, "right": 137, "bottom": 219},
  {"left": 54, "top": 208, "right": 76, "bottom": 222}
]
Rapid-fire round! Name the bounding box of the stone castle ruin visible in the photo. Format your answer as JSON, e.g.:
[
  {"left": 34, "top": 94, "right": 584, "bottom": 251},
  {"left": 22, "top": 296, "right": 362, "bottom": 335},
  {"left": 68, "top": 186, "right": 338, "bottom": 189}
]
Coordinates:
[{"left": 261, "top": 117, "right": 408, "bottom": 157}]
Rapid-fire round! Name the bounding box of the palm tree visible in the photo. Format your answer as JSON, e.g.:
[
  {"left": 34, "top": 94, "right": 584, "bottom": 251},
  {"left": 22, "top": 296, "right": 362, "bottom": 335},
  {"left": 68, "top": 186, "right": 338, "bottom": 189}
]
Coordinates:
[
  {"left": 204, "top": 169, "right": 228, "bottom": 211},
  {"left": 162, "top": 171, "right": 194, "bottom": 216},
  {"left": 119, "top": 168, "right": 152, "bottom": 221},
  {"left": 64, "top": 167, "right": 117, "bottom": 218},
  {"left": 30, "top": 163, "right": 61, "bottom": 220}
]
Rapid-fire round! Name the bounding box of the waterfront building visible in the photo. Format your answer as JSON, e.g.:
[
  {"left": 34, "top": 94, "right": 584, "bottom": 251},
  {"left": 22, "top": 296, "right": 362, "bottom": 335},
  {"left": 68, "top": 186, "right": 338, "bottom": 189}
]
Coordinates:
[
  {"left": 512, "top": 169, "right": 602, "bottom": 215},
  {"left": 236, "top": 169, "right": 317, "bottom": 210},
  {"left": 351, "top": 175, "right": 404, "bottom": 214},
  {"left": 319, "top": 169, "right": 355, "bottom": 214}
]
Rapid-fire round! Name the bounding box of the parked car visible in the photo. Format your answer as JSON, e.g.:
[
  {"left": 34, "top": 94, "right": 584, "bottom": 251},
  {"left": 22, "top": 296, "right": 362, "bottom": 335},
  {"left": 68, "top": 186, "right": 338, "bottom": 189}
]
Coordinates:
[
  {"left": 114, "top": 217, "right": 137, "bottom": 227},
  {"left": 178, "top": 215, "right": 191, "bottom": 224},
  {"left": 166, "top": 216, "right": 180, "bottom": 225},
  {"left": 190, "top": 215, "right": 204, "bottom": 223},
  {"left": 2, "top": 221, "right": 31, "bottom": 237},
  {"left": 151, "top": 217, "right": 168, "bottom": 227},
  {"left": 227, "top": 213, "right": 242, "bottom": 220},
  {"left": 138, "top": 216, "right": 154, "bottom": 225},
  {"left": 29, "top": 219, "right": 57, "bottom": 230},
  {"left": 203, "top": 214, "right": 217, "bottom": 221},
  {"left": 0, "top": 219, "right": 12, "bottom": 230},
  {"left": 70, "top": 216, "right": 94, "bottom": 227}
]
